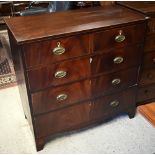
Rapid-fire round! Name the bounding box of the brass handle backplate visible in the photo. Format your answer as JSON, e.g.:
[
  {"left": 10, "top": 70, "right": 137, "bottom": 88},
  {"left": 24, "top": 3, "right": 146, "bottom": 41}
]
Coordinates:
[
  {"left": 110, "top": 100, "right": 119, "bottom": 107},
  {"left": 55, "top": 71, "right": 67, "bottom": 78},
  {"left": 115, "top": 30, "right": 126, "bottom": 43},
  {"left": 57, "top": 94, "right": 68, "bottom": 101},
  {"left": 113, "top": 56, "right": 124, "bottom": 64},
  {"left": 53, "top": 42, "right": 65, "bottom": 55},
  {"left": 112, "top": 78, "right": 121, "bottom": 85}
]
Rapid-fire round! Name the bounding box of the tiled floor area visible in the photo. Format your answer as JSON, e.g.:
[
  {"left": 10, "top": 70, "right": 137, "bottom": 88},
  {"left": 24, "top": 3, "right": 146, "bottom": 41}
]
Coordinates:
[{"left": 0, "top": 86, "right": 155, "bottom": 153}]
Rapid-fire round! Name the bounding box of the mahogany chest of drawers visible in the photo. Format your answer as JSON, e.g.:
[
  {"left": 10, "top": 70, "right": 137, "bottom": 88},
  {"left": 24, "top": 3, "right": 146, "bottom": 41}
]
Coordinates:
[
  {"left": 118, "top": 2, "right": 155, "bottom": 105},
  {"left": 4, "top": 5, "right": 147, "bottom": 151}
]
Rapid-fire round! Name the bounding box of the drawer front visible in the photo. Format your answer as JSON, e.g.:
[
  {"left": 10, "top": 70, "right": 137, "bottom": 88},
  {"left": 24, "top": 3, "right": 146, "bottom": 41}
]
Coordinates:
[
  {"left": 91, "top": 87, "right": 137, "bottom": 121},
  {"left": 23, "top": 34, "right": 89, "bottom": 69},
  {"left": 27, "top": 57, "right": 90, "bottom": 92},
  {"left": 139, "top": 68, "right": 155, "bottom": 86},
  {"left": 144, "top": 34, "right": 155, "bottom": 52},
  {"left": 93, "top": 23, "right": 145, "bottom": 52},
  {"left": 34, "top": 102, "right": 91, "bottom": 138},
  {"left": 137, "top": 84, "right": 155, "bottom": 103},
  {"left": 92, "top": 45, "right": 142, "bottom": 75},
  {"left": 92, "top": 67, "right": 138, "bottom": 96},
  {"left": 32, "top": 80, "right": 91, "bottom": 114},
  {"left": 143, "top": 51, "right": 155, "bottom": 69}
]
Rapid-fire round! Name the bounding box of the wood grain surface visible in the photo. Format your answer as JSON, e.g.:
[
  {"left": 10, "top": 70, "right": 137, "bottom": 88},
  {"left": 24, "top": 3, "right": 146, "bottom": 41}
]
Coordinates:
[
  {"left": 138, "top": 102, "right": 155, "bottom": 127},
  {"left": 4, "top": 5, "right": 146, "bottom": 44}
]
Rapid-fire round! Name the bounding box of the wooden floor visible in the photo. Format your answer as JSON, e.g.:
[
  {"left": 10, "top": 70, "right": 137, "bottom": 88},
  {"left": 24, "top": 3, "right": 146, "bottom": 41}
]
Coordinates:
[{"left": 138, "top": 102, "right": 155, "bottom": 127}]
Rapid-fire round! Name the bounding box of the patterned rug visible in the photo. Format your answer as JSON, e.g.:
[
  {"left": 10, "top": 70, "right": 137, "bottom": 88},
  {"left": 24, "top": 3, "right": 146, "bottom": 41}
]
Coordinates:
[{"left": 0, "top": 30, "right": 16, "bottom": 89}]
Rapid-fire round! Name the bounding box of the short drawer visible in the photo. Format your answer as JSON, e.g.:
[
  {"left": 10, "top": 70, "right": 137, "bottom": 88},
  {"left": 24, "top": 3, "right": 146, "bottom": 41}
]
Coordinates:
[
  {"left": 23, "top": 34, "right": 89, "bottom": 69},
  {"left": 137, "top": 84, "right": 155, "bottom": 103},
  {"left": 34, "top": 101, "right": 91, "bottom": 138},
  {"left": 27, "top": 57, "right": 90, "bottom": 92},
  {"left": 92, "top": 67, "right": 138, "bottom": 96},
  {"left": 91, "top": 45, "right": 142, "bottom": 75},
  {"left": 139, "top": 68, "right": 155, "bottom": 86},
  {"left": 143, "top": 51, "right": 155, "bottom": 69},
  {"left": 144, "top": 34, "right": 155, "bottom": 52},
  {"left": 91, "top": 87, "right": 137, "bottom": 121},
  {"left": 31, "top": 80, "right": 90, "bottom": 114},
  {"left": 93, "top": 23, "right": 145, "bottom": 52}
]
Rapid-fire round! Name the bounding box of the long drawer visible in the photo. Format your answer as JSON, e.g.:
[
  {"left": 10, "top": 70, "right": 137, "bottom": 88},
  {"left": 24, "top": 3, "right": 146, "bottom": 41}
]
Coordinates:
[
  {"left": 93, "top": 23, "right": 145, "bottom": 52},
  {"left": 23, "top": 34, "right": 90, "bottom": 69},
  {"left": 34, "top": 101, "right": 91, "bottom": 138},
  {"left": 31, "top": 80, "right": 91, "bottom": 114}
]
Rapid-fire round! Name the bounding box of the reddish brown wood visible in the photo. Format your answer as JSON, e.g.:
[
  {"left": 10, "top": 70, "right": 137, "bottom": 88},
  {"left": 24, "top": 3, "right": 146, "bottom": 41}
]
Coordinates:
[
  {"left": 93, "top": 23, "right": 145, "bottom": 52},
  {"left": 35, "top": 137, "right": 47, "bottom": 151},
  {"left": 143, "top": 51, "right": 155, "bottom": 69},
  {"left": 5, "top": 5, "right": 148, "bottom": 151},
  {"left": 144, "top": 34, "right": 155, "bottom": 52},
  {"left": 34, "top": 102, "right": 91, "bottom": 138},
  {"left": 91, "top": 45, "right": 142, "bottom": 74},
  {"left": 92, "top": 67, "right": 138, "bottom": 97},
  {"left": 91, "top": 87, "right": 137, "bottom": 121},
  {"left": 118, "top": 2, "right": 155, "bottom": 17},
  {"left": 31, "top": 80, "right": 91, "bottom": 114},
  {"left": 23, "top": 34, "right": 90, "bottom": 69},
  {"left": 27, "top": 57, "right": 90, "bottom": 92},
  {"left": 118, "top": 2, "right": 155, "bottom": 106},
  {"left": 138, "top": 102, "right": 155, "bottom": 127},
  {"left": 137, "top": 84, "right": 155, "bottom": 103},
  {"left": 139, "top": 68, "right": 155, "bottom": 86},
  {"left": 4, "top": 5, "right": 146, "bottom": 44}
]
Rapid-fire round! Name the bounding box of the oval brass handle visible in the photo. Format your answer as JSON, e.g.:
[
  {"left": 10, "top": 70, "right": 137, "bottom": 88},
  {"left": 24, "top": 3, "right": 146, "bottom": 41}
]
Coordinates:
[
  {"left": 112, "top": 78, "right": 121, "bottom": 85},
  {"left": 110, "top": 100, "right": 119, "bottom": 107},
  {"left": 56, "top": 94, "right": 68, "bottom": 101},
  {"left": 113, "top": 56, "right": 124, "bottom": 64},
  {"left": 55, "top": 71, "right": 67, "bottom": 79},
  {"left": 53, "top": 42, "right": 65, "bottom": 55},
  {"left": 115, "top": 30, "right": 126, "bottom": 43}
]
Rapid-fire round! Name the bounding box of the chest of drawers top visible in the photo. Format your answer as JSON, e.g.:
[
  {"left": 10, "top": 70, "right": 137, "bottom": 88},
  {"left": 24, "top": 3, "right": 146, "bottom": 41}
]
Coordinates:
[
  {"left": 4, "top": 5, "right": 146, "bottom": 44},
  {"left": 118, "top": 2, "right": 155, "bottom": 17}
]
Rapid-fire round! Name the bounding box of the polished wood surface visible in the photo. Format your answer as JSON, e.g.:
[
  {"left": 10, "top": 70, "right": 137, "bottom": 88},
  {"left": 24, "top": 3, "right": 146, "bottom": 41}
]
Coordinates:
[
  {"left": 92, "top": 87, "right": 137, "bottom": 121},
  {"left": 139, "top": 68, "right": 155, "bottom": 86},
  {"left": 138, "top": 102, "right": 155, "bottom": 127},
  {"left": 4, "top": 5, "right": 146, "bottom": 44},
  {"left": 92, "top": 45, "right": 142, "bottom": 74},
  {"left": 6, "top": 5, "right": 147, "bottom": 151},
  {"left": 34, "top": 101, "right": 91, "bottom": 138},
  {"left": 144, "top": 35, "right": 155, "bottom": 52},
  {"left": 137, "top": 84, "right": 155, "bottom": 103},
  {"left": 92, "top": 67, "right": 138, "bottom": 97},
  {"left": 118, "top": 2, "right": 155, "bottom": 105},
  {"left": 118, "top": 2, "right": 155, "bottom": 17},
  {"left": 23, "top": 34, "right": 90, "bottom": 69},
  {"left": 27, "top": 57, "right": 90, "bottom": 92},
  {"left": 143, "top": 51, "right": 155, "bottom": 69},
  {"left": 93, "top": 23, "right": 145, "bottom": 51},
  {"left": 31, "top": 80, "right": 91, "bottom": 114}
]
